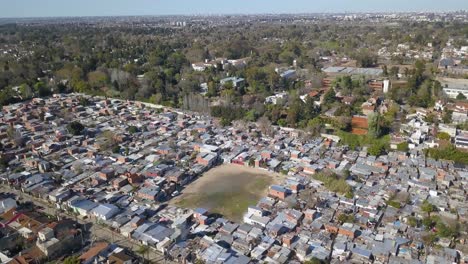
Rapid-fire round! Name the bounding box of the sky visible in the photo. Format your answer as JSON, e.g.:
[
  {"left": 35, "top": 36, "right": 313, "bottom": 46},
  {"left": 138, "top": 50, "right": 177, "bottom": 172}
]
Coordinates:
[{"left": 1, "top": 0, "right": 467, "bottom": 18}]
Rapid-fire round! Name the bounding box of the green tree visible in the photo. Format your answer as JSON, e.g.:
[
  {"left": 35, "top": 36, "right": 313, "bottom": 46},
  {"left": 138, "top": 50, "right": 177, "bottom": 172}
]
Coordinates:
[
  {"left": 421, "top": 200, "right": 437, "bottom": 217},
  {"left": 436, "top": 132, "right": 451, "bottom": 141},
  {"left": 19, "top": 84, "right": 33, "bottom": 99},
  {"left": 67, "top": 121, "right": 85, "bottom": 136},
  {"left": 407, "top": 216, "right": 418, "bottom": 227},
  {"left": 382, "top": 65, "right": 388, "bottom": 76},
  {"left": 368, "top": 142, "right": 386, "bottom": 156},
  {"left": 34, "top": 81, "right": 51, "bottom": 97},
  {"left": 389, "top": 66, "right": 400, "bottom": 78},
  {"left": 368, "top": 113, "right": 383, "bottom": 139},
  {"left": 112, "top": 145, "right": 121, "bottom": 154},
  {"left": 79, "top": 96, "right": 90, "bottom": 106},
  {"left": 323, "top": 88, "right": 336, "bottom": 105},
  {"left": 63, "top": 256, "right": 80, "bottom": 264},
  {"left": 128, "top": 126, "right": 138, "bottom": 134},
  {"left": 442, "top": 110, "right": 452, "bottom": 124},
  {"left": 304, "top": 257, "right": 325, "bottom": 264},
  {"left": 337, "top": 213, "right": 355, "bottom": 223},
  {"left": 397, "top": 142, "right": 409, "bottom": 152},
  {"left": 354, "top": 49, "right": 377, "bottom": 67},
  {"left": 136, "top": 245, "right": 150, "bottom": 264},
  {"left": 456, "top": 92, "right": 467, "bottom": 100},
  {"left": 248, "top": 158, "right": 255, "bottom": 167}
]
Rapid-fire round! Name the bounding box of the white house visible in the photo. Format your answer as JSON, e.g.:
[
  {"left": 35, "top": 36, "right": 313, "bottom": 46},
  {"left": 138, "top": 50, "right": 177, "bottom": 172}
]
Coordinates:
[{"left": 92, "top": 203, "right": 120, "bottom": 221}]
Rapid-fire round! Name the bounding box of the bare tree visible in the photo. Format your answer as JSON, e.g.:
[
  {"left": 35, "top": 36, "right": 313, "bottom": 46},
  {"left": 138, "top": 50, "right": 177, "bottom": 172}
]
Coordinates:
[
  {"left": 257, "top": 116, "right": 273, "bottom": 137},
  {"left": 7, "top": 126, "right": 25, "bottom": 148}
]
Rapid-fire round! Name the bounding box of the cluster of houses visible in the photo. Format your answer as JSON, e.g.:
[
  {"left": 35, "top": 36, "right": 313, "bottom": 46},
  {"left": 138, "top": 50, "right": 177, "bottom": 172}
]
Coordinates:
[
  {"left": 191, "top": 57, "right": 250, "bottom": 72},
  {"left": 0, "top": 94, "right": 467, "bottom": 263}
]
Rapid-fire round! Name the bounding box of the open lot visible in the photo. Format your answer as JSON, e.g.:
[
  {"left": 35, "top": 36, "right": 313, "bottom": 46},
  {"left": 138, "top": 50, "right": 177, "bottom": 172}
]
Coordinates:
[{"left": 172, "top": 164, "right": 282, "bottom": 221}]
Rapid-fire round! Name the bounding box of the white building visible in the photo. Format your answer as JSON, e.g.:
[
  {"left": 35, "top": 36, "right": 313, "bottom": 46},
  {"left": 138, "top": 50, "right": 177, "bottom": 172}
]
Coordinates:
[
  {"left": 265, "top": 92, "right": 288, "bottom": 105},
  {"left": 383, "top": 80, "right": 391, "bottom": 93},
  {"left": 455, "top": 132, "right": 468, "bottom": 149},
  {"left": 439, "top": 78, "right": 468, "bottom": 99},
  {"left": 92, "top": 203, "right": 120, "bottom": 221}
]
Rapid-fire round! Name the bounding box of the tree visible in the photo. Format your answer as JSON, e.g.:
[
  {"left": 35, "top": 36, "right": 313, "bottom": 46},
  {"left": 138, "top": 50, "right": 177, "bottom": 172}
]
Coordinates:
[
  {"left": 306, "top": 118, "right": 324, "bottom": 137},
  {"left": 407, "top": 216, "right": 418, "bottom": 227},
  {"left": 337, "top": 213, "right": 355, "bottom": 223},
  {"left": 220, "top": 118, "right": 231, "bottom": 126},
  {"left": 112, "top": 145, "right": 121, "bottom": 154},
  {"left": 0, "top": 156, "right": 9, "bottom": 171},
  {"left": 389, "top": 66, "right": 400, "bottom": 78},
  {"left": 34, "top": 81, "right": 51, "bottom": 97},
  {"left": 136, "top": 245, "right": 150, "bottom": 264},
  {"left": 79, "top": 96, "right": 90, "bottom": 106},
  {"left": 67, "top": 121, "right": 85, "bottom": 136},
  {"left": 323, "top": 88, "right": 336, "bottom": 105},
  {"left": 354, "top": 49, "right": 377, "bottom": 67},
  {"left": 442, "top": 110, "right": 452, "bottom": 124},
  {"left": 436, "top": 132, "right": 451, "bottom": 141},
  {"left": 456, "top": 92, "right": 467, "bottom": 100},
  {"left": 19, "top": 84, "right": 33, "bottom": 99},
  {"left": 421, "top": 200, "right": 437, "bottom": 217},
  {"left": 368, "top": 142, "right": 386, "bottom": 156},
  {"left": 304, "top": 257, "right": 325, "bottom": 264},
  {"left": 382, "top": 65, "right": 388, "bottom": 76},
  {"left": 368, "top": 113, "right": 383, "bottom": 139},
  {"left": 6, "top": 126, "right": 25, "bottom": 147},
  {"left": 63, "top": 256, "right": 80, "bottom": 264},
  {"left": 257, "top": 116, "right": 273, "bottom": 137},
  {"left": 339, "top": 75, "right": 353, "bottom": 90},
  {"left": 248, "top": 158, "right": 255, "bottom": 167},
  {"left": 128, "top": 126, "right": 138, "bottom": 134},
  {"left": 88, "top": 70, "right": 109, "bottom": 88},
  {"left": 397, "top": 142, "right": 409, "bottom": 152}
]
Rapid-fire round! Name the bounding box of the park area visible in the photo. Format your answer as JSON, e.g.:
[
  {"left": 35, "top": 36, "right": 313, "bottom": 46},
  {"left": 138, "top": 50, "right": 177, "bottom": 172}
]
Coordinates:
[{"left": 171, "top": 164, "right": 281, "bottom": 221}]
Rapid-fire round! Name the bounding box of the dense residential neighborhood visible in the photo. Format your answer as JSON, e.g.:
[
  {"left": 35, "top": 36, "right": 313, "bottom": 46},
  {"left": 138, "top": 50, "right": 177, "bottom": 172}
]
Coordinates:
[
  {"left": 0, "top": 3, "right": 468, "bottom": 264},
  {"left": 0, "top": 91, "right": 467, "bottom": 263}
]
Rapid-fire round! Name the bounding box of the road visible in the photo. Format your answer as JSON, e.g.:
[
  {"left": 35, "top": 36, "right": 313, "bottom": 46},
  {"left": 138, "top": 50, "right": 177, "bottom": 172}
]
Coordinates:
[{"left": 0, "top": 184, "right": 176, "bottom": 264}]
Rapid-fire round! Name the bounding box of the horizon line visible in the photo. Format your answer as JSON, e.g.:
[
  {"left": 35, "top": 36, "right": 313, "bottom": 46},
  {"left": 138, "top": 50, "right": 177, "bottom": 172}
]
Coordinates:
[{"left": 1, "top": 10, "right": 467, "bottom": 20}]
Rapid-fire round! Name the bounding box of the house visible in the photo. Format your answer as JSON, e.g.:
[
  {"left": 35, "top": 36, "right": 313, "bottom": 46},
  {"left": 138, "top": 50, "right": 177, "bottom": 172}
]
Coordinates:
[
  {"left": 361, "top": 102, "right": 376, "bottom": 116},
  {"left": 108, "top": 251, "right": 135, "bottom": 264},
  {"left": 280, "top": 70, "right": 297, "bottom": 79},
  {"left": 269, "top": 185, "right": 288, "bottom": 200},
  {"left": 137, "top": 187, "right": 160, "bottom": 201},
  {"left": 79, "top": 242, "right": 110, "bottom": 264},
  {"left": 69, "top": 198, "right": 98, "bottom": 217},
  {"left": 92, "top": 203, "right": 120, "bottom": 221},
  {"left": 0, "top": 198, "right": 17, "bottom": 214},
  {"left": 196, "top": 152, "right": 217, "bottom": 167},
  {"left": 265, "top": 93, "right": 288, "bottom": 105},
  {"left": 220, "top": 77, "right": 245, "bottom": 89},
  {"left": 165, "top": 169, "right": 187, "bottom": 185},
  {"left": 455, "top": 132, "right": 468, "bottom": 149},
  {"left": 351, "top": 116, "right": 368, "bottom": 135}
]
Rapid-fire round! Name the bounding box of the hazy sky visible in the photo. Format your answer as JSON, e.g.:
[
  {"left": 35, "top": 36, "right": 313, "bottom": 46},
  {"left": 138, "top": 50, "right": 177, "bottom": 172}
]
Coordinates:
[{"left": 1, "top": 0, "right": 467, "bottom": 18}]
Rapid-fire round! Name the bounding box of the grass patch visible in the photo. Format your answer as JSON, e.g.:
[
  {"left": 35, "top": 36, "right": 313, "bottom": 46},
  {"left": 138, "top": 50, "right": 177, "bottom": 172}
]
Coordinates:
[
  {"left": 337, "top": 131, "right": 390, "bottom": 154},
  {"left": 426, "top": 144, "right": 468, "bottom": 164},
  {"left": 386, "top": 200, "right": 402, "bottom": 209},
  {"left": 313, "top": 171, "right": 352, "bottom": 195},
  {"left": 174, "top": 167, "right": 275, "bottom": 221}
]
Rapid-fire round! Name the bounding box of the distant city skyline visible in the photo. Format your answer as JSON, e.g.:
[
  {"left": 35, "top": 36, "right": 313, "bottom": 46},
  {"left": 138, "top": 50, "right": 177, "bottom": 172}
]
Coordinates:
[{"left": 1, "top": 0, "right": 468, "bottom": 18}]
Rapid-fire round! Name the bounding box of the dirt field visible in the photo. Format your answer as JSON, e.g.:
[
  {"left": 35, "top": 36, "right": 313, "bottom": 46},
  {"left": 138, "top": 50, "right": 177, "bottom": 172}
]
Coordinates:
[{"left": 171, "top": 164, "right": 282, "bottom": 221}]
